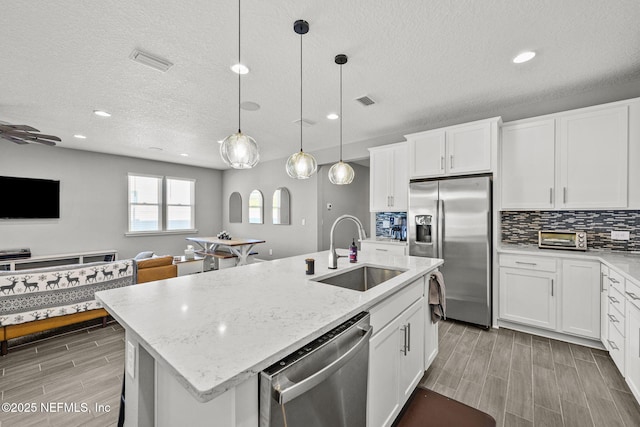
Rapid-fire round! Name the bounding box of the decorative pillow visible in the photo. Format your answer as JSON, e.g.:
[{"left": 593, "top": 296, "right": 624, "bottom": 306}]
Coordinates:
[
  {"left": 134, "top": 251, "right": 154, "bottom": 260},
  {"left": 136, "top": 255, "right": 174, "bottom": 269}
]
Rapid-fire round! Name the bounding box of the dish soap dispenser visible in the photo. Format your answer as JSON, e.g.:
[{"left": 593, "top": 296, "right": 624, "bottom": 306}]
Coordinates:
[{"left": 349, "top": 239, "right": 358, "bottom": 263}]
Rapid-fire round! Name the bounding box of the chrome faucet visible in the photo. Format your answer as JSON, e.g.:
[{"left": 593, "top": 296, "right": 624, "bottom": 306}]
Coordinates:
[{"left": 328, "top": 214, "right": 367, "bottom": 269}]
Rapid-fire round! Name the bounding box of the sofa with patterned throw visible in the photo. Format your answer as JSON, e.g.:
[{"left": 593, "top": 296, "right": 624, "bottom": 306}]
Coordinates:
[{"left": 0, "top": 259, "right": 135, "bottom": 355}]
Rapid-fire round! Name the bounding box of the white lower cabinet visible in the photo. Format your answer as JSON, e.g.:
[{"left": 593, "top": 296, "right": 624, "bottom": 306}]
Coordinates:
[
  {"left": 499, "top": 267, "right": 557, "bottom": 330},
  {"left": 561, "top": 260, "right": 600, "bottom": 339},
  {"left": 626, "top": 302, "right": 640, "bottom": 400},
  {"left": 368, "top": 278, "right": 425, "bottom": 427}
]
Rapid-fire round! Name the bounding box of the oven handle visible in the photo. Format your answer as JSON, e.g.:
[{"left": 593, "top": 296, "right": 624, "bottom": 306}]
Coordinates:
[{"left": 274, "top": 325, "right": 373, "bottom": 405}]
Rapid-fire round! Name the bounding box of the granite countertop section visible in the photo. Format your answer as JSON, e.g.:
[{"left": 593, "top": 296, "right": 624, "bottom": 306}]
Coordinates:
[
  {"left": 96, "top": 250, "right": 442, "bottom": 403},
  {"left": 498, "top": 244, "right": 640, "bottom": 284},
  {"left": 362, "top": 238, "right": 408, "bottom": 246}
]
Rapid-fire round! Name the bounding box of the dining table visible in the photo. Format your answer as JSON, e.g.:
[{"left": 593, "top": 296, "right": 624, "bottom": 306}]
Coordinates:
[{"left": 185, "top": 236, "right": 266, "bottom": 266}]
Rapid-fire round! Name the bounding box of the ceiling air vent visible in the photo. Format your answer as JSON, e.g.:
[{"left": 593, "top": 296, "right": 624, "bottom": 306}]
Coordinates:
[
  {"left": 129, "top": 49, "right": 173, "bottom": 72},
  {"left": 355, "top": 95, "right": 375, "bottom": 106},
  {"left": 293, "top": 118, "right": 316, "bottom": 127}
]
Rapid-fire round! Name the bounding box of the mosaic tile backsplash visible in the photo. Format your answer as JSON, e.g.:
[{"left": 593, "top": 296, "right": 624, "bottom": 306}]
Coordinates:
[
  {"left": 375, "top": 212, "right": 407, "bottom": 239},
  {"left": 501, "top": 210, "right": 640, "bottom": 252}
]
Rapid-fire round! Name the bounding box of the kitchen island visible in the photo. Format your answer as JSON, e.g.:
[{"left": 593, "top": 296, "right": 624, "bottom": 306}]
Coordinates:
[{"left": 96, "top": 250, "right": 443, "bottom": 427}]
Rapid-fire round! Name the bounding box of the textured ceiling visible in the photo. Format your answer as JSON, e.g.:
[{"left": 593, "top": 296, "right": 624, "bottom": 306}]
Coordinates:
[{"left": 1, "top": 0, "right": 640, "bottom": 169}]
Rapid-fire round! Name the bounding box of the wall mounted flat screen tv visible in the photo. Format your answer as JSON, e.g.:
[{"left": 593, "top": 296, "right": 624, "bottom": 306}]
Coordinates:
[{"left": 0, "top": 176, "right": 60, "bottom": 219}]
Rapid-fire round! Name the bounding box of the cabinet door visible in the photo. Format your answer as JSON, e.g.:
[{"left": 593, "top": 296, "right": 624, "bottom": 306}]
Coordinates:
[
  {"left": 368, "top": 316, "right": 402, "bottom": 427},
  {"left": 390, "top": 144, "right": 408, "bottom": 210},
  {"left": 601, "top": 264, "right": 609, "bottom": 348},
  {"left": 399, "top": 298, "right": 425, "bottom": 403},
  {"left": 626, "top": 303, "right": 640, "bottom": 400},
  {"left": 407, "top": 131, "right": 445, "bottom": 178},
  {"left": 561, "top": 260, "right": 601, "bottom": 339},
  {"left": 558, "top": 105, "right": 629, "bottom": 208},
  {"left": 500, "top": 120, "right": 555, "bottom": 209},
  {"left": 370, "top": 148, "right": 391, "bottom": 211},
  {"left": 499, "top": 268, "right": 557, "bottom": 330},
  {"left": 447, "top": 122, "right": 492, "bottom": 175}
]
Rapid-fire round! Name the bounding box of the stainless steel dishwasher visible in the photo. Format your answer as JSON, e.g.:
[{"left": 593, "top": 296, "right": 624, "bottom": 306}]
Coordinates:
[{"left": 259, "top": 312, "right": 372, "bottom": 427}]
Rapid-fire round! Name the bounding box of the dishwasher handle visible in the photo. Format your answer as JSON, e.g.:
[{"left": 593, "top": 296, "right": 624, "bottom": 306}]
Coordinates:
[{"left": 274, "top": 325, "right": 373, "bottom": 405}]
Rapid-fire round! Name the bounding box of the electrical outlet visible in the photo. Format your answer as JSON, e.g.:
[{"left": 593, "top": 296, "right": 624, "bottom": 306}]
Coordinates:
[
  {"left": 269, "top": 249, "right": 273, "bottom": 255},
  {"left": 127, "top": 341, "right": 136, "bottom": 378},
  {"left": 301, "top": 218, "right": 306, "bottom": 226},
  {"left": 611, "top": 231, "right": 630, "bottom": 241}
]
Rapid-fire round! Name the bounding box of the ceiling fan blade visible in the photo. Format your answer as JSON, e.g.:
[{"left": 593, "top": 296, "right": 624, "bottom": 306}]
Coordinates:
[
  {"left": 29, "top": 133, "right": 61, "bottom": 142},
  {"left": 0, "top": 135, "right": 29, "bottom": 144},
  {"left": 6, "top": 124, "right": 40, "bottom": 132},
  {"left": 14, "top": 134, "right": 58, "bottom": 146},
  {"left": 33, "top": 138, "right": 57, "bottom": 146}
]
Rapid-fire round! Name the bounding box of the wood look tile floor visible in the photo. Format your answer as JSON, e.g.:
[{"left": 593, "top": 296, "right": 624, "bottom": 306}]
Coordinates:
[
  {"left": 0, "top": 322, "right": 123, "bottom": 427},
  {"left": 420, "top": 319, "right": 640, "bottom": 427}
]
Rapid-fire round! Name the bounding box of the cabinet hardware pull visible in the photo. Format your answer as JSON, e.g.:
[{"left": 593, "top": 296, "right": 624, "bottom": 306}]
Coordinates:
[
  {"left": 608, "top": 314, "right": 619, "bottom": 323},
  {"left": 407, "top": 322, "right": 411, "bottom": 352},
  {"left": 608, "top": 296, "right": 620, "bottom": 303},
  {"left": 391, "top": 195, "right": 394, "bottom": 206},
  {"left": 626, "top": 292, "right": 640, "bottom": 301},
  {"left": 450, "top": 155, "right": 454, "bottom": 169},
  {"left": 515, "top": 261, "right": 537, "bottom": 266},
  {"left": 551, "top": 279, "right": 554, "bottom": 297},
  {"left": 563, "top": 187, "right": 567, "bottom": 203},
  {"left": 549, "top": 188, "right": 553, "bottom": 204},
  {"left": 375, "top": 248, "right": 388, "bottom": 252},
  {"left": 401, "top": 325, "right": 408, "bottom": 356},
  {"left": 609, "top": 277, "right": 619, "bottom": 284},
  {"left": 600, "top": 272, "right": 604, "bottom": 292},
  {"left": 440, "top": 156, "right": 444, "bottom": 170},
  {"left": 608, "top": 340, "right": 619, "bottom": 351}
]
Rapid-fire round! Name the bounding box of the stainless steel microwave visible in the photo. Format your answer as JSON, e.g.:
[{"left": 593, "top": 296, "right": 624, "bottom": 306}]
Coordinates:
[{"left": 538, "top": 231, "right": 587, "bottom": 251}]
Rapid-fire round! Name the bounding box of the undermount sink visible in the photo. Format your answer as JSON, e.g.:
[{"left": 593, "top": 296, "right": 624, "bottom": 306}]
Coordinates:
[{"left": 312, "top": 265, "right": 406, "bottom": 292}]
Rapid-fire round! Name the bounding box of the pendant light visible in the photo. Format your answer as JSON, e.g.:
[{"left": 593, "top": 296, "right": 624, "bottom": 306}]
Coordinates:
[
  {"left": 328, "top": 54, "right": 355, "bottom": 185},
  {"left": 285, "top": 20, "right": 317, "bottom": 179},
  {"left": 220, "top": 0, "right": 259, "bottom": 169}
]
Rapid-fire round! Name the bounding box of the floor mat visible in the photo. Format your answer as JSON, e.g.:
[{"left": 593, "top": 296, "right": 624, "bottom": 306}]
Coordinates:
[{"left": 393, "top": 387, "right": 496, "bottom": 427}]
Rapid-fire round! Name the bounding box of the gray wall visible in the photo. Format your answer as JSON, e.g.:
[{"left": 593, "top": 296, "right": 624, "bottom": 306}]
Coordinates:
[
  {"left": 222, "top": 158, "right": 319, "bottom": 260},
  {"left": 317, "top": 163, "right": 370, "bottom": 251},
  {"left": 0, "top": 143, "right": 223, "bottom": 259}
]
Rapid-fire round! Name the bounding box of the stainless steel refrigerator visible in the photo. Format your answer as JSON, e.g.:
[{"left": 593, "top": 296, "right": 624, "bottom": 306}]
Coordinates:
[{"left": 409, "top": 175, "right": 492, "bottom": 328}]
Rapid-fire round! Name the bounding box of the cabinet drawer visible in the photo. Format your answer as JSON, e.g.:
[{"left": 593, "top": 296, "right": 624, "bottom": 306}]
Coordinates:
[
  {"left": 371, "top": 277, "right": 424, "bottom": 335},
  {"left": 608, "top": 303, "right": 625, "bottom": 337},
  {"left": 608, "top": 268, "right": 625, "bottom": 294},
  {"left": 608, "top": 286, "right": 626, "bottom": 317},
  {"left": 499, "top": 255, "right": 557, "bottom": 272},
  {"left": 626, "top": 278, "right": 640, "bottom": 311},
  {"left": 608, "top": 320, "right": 625, "bottom": 373},
  {"left": 361, "top": 242, "right": 406, "bottom": 257}
]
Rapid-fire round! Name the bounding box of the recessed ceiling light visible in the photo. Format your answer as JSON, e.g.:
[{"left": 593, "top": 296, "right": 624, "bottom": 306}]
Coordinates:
[
  {"left": 327, "top": 113, "right": 339, "bottom": 120},
  {"left": 93, "top": 110, "right": 112, "bottom": 117},
  {"left": 180, "top": 153, "right": 189, "bottom": 157},
  {"left": 231, "top": 63, "right": 249, "bottom": 74},
  {"left": 73, "top": 134, "right": 87, "bottom": 139},
  {"left": 513, "top": 51, "right": 536, "bottom": 64}
]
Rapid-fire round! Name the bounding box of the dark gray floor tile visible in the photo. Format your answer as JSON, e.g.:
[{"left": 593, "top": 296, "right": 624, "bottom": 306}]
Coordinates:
[
  {"left": 454, "top": 379, "right": 482, "bottom": 408},
  {"left": 506, "top": 369, "right": 534, "bottom": 421},
  {"left": 575, "top": 358, "right": 612, "bottom": 401},
  {"left": 420, "top": 364, "right": 442, "bottom": 389},
  {"left": 488, "top": 333, "right": 513, "bottom": 380},
  {"left": 569, "top": 343, "right": 595, "bottom": 363},
  {"left": 462, "top": 349, "right": 492, "bottom": 384},
  {"left": 475, "top": 328, "right": 498, "bottom": 353},
  {"left": 498, "top": 328, "right": 515, "bottom": 338},
  {"left": 511, "top": 343, "right": 533, "bottom": 376},
  {"left": 438, "top": 320, "right": 453, "bottom": 339},
  {"left": 562, "top": 399, "right": 595, "bottom": 427},
  {"left": 555, "top": 362, "right": 588, "bottom": 407},
  {"left": 532, "top": 338, "right": 554, "bottom": 370},
  {"left": 593, "top": 355, "right": 630, "bottom": 393},
  {"left": 437, "top": 351, "right": 470, "bottom": 390},
  {"left": 589, "top": 346, "right": 608, "bottom": 357},
  {"left": 514, "top": 331, "right": 533, "bottom": 347},
  {"left": 478, "top": 375, "right": 508, "bottom": 427},
  {"left": 550, "top": 339, "right": 575, "bottom": 367},
  {"left": 609, "top": 389, "right": 640, "bottom": 427},
  {"left": 505, "top": 412, "right": 534, "bottom": 427},
  {"left": 455, "top": 329, "right": 480, "bottom": 354},
  {"left": 431, "top": 331, "right": 461, "bottom": 370},
  {"left": 432, "top": 382, "right": 457, "bottom": 399},
  {"left": 447, "top": 321, "right": 466, "bottom": 336},
  {"left": 533, "top": 405, "right": 564, "bottom": 427},
  {"left": 533, "top": 365, "right": 561, "bottom": 412},
  {"left": 587, "top": 394, "right": 625, "bottom": 427}
]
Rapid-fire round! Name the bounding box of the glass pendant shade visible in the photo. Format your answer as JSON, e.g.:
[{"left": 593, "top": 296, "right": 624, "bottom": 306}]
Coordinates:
[
  {"left": 328, "top": 161, "right": 355, "bottom": 185},
  {"left": 286, "top": 150, "right": 317, "bottom": 179},
  {"left": 220, "top": 131, "right": 259, "bottom": 169}
]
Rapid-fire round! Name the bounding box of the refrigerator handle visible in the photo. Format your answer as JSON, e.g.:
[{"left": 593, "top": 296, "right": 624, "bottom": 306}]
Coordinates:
[{"left": 437, "top": 199, "right": 444, "bottom": 258}]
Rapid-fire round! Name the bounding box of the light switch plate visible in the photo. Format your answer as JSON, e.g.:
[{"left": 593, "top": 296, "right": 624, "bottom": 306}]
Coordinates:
[
  {"left": 126, "top": 341, "right": 136, "bottom": 378},
  {"left": 611, "top": 231, "right": 630, "bottom": 241}
]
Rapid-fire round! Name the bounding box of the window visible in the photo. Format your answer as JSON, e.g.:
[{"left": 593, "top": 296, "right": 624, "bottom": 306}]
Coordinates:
[
  {"left": 128, "top": 174, "right": 195, "bottom": 233},
  {"left": 248, "top": 189, "right": 263, "bottom": 224}
]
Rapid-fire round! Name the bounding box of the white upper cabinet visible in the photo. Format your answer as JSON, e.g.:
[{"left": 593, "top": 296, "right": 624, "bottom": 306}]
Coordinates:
[
  {"left": 499, "top": 99, "right": 636, "bottom": 210},
  {"left": 500, "top": 120, "right": 556, "bottom": 209},
  {"left": 558, "top": 105, "right": 628, "bottom": 209},
  {"left": 406, "top": 117, "right": 499, "bottom": 179},
  {"left": 369, "top": 143, "right": 408, "bottom": 212}
]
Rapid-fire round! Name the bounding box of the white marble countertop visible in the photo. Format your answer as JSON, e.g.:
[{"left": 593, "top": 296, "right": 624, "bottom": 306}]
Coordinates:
[
  {"left": 96, "top": 250, "right": 442, "bottom": 403},
  {"left": 498, "top": 245, "right": 640, "bottom": 284},
  {"left": 361, "top": 238, "right": 408, "bottom": 246}
]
